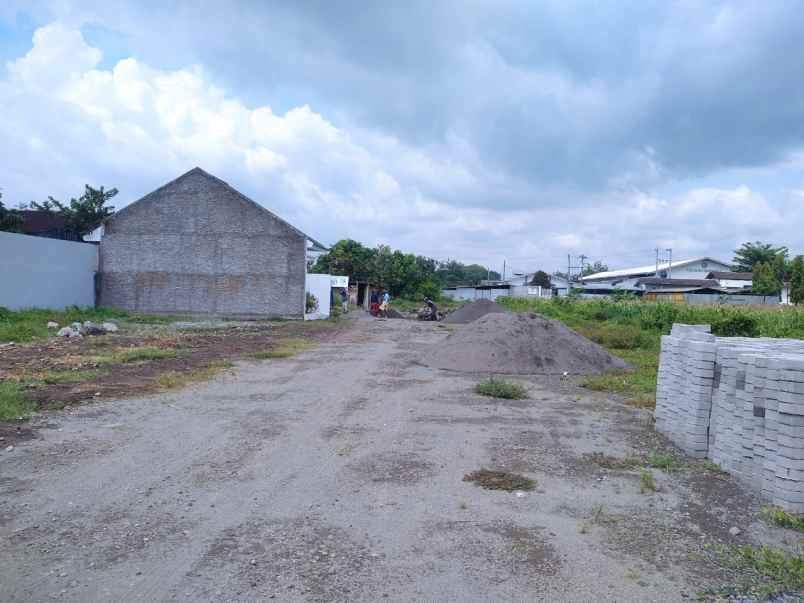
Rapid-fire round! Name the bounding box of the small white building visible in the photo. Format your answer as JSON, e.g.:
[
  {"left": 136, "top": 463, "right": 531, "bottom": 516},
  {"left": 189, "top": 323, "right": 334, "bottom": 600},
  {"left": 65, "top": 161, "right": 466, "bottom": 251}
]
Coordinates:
[{"left": 705, "top": 271, "right": 753, "bottom": 290}]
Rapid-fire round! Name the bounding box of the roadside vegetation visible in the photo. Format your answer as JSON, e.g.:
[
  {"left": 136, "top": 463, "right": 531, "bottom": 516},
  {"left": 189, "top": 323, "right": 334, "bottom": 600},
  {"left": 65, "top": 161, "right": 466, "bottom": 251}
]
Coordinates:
[
  {"left": 497, "top": 296, "right": 804, "bottom": 408},
  {"left": 0, "top": 381, "right": 34, "bottom": 421}
]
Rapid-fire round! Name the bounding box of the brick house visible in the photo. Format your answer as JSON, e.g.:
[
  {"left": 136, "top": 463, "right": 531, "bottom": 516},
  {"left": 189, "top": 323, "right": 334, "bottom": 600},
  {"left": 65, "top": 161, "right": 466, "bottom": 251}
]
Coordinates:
[{"left": 99, "top": 167, "right": 323, "bottom": 318}]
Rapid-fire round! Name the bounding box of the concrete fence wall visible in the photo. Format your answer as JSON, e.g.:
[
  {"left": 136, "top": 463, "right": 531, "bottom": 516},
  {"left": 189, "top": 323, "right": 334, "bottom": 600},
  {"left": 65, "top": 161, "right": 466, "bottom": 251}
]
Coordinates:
[
  {"left": 0, "top": 232, "right": 98, "bottom": 310},
  {"left": 656, "top": 324, "right": 804, "bottom": 512}
]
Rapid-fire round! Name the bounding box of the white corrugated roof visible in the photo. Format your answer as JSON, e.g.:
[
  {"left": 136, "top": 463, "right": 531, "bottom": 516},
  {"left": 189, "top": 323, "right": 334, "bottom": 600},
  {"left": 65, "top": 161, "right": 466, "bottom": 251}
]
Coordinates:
[{"left": 580, "top": 257, "right": 729, "bottom": 282}]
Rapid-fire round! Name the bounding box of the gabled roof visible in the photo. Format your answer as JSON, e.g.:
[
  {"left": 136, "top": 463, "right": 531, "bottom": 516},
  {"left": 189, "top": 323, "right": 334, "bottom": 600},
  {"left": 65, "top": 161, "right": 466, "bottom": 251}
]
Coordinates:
[
  {"left": 106, "top": 167, "right": 328, "bottom": 250},
  {"left": 648, "top": 286, "right": 726, "bottom": 294},
  {"left": 579, "top": 257, "right": 729, "bottom": 282},
  {"left": 706, "top": 271, "right": 753, "bottom": 281}
]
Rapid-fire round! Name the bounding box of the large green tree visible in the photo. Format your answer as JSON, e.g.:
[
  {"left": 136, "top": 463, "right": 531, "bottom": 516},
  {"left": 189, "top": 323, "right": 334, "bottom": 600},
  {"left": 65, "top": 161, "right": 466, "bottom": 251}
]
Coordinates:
[
  {"left": 752, "top": 261, "right": 782, "bottom": 296},
  {"left": 310, "top": 239, "right": 376, "bottom": 282},
  {"left": 0, "top": 193, "right": 23, "bottom": 233},
  {"left": 529, "top": 270, "right": 551, "bottom": 287},
  {"left": 732, "top": 241, "right": 788, "bottom": 272},
  {"left": 581, "top": 261, "right": 608, "bottom": 277},
  {"left": 790, "top": 255, "right": 804, "bottom": 305},
  {"left": 27, "top": 184, "right": 117, "bottom": 236}
]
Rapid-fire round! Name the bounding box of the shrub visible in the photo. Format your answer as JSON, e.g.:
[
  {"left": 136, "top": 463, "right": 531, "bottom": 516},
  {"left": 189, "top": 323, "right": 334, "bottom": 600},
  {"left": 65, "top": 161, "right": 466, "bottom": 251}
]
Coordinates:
[
  {"left": 712, "top": 314, "right": 759, "bottom": 337},
  {"left": 417, "top": 280, "right": 442, "bottom": 301},
  {"left": 305, "top": 292, "right": 319, "bottom": 313},
  {"left": 475, "top": 378, "right": 528, "bottom": 400}
]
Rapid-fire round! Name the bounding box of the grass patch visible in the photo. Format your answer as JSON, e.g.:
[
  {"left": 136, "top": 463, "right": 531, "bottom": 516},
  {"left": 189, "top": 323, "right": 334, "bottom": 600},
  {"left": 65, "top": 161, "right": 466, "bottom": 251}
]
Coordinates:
[
  {"left": 249, "top": 338, "right": 313, "bottom": 360},
  {"left": 639, "top": 469, "right": 658, "bottom": 493},
  {"left": 0, "top": 305, "right": 129, "bottom": 343},
  {"left": 579, "top": 347, "right": 658, "bottom": 408},
  {"left": 584, "top": 452, "right": 641, "bottom": 470},
  {"left": 114, "top": 347, "right": 179, "bottom": 363},
  {"left": 0, "top": 381, "right": 35, "bottom": 420},
  {"left": 646, "top": 451, "right": 678, "bottom": 472},
  {"left": 703, "top": 544, "right": 804, "bottom": 600},
  {"left": 154, "top": 361, "right": 234, "bottom": 390},
  {"left": 761, "top": 507, "right": 804, "bottom": 532},
  {"left": 701, "top": 459, "right": 726, "bottom": 474},
  {"left": 23, "top": 369, "right": 105, "bottom": 385},
  {"left": 474, "top": 378, "right": 528, "bottom": 400},
  {"left": 463, "top": 468, "right": 536, "bottom": 491}
]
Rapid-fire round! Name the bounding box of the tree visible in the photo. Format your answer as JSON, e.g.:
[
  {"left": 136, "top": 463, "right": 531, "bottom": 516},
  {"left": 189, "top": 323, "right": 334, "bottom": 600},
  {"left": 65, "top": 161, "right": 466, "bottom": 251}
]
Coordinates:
[
  {"left": 310, "top": 239, "right": 376, "bottom": 282},
  {"left": 772, "top": 252, "right": 789, "bottom": 284},
  {"left": 0, "top": 193, "right": 23, "bottom": 233},
  {"left": 28, "top": 184, "right": 117, "bottom": 236},
  {"left": 581, "top": 261, "right": 608, "bottom": 277},
  {"left": 790, "top": 255, "right": 804, "bottom": 305},
  {"left": 529, "top": 270, "right": 551, "bottom": 287},
  {"left": 752, "top": 262, "right": 781, "bottom": 296},
  {"left": 732, "top": 241, "right": 788, "bottom": 272}
]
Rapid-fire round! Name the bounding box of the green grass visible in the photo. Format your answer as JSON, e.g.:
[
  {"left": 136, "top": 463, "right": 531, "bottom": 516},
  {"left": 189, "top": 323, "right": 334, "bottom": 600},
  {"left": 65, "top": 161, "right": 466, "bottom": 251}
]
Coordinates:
[
  {"left": 474, "top": 378, "right": 528, "bottom": 400},
  {"left": 114, "top": 347, "right": 179, "bottom": 363},
  {"left": 761, "top": 507, "right": 804, "bottom": 532},
  {"left": 639, "top": 469, "right": 658, "bottom": 493},
  {"left": 22, "top": 369, "right": 105, "bottom": 385},
  {"left": 0, "top": 306, "right": 129, "bottom": 343},
  {"left": 646, "top": 451, "right": 678, "bottom": 472},
  {"left": 0, "top": 381, "right": 35, "bottom": 420},
  {"left": 154, "top": 361, "right": 234, "bottom": 390},
  {"left": 249, "top": 338, "right": 314, "bottom": 360},
  {"left": 703, "top": 544, "right": 804, "bottom": 600}
]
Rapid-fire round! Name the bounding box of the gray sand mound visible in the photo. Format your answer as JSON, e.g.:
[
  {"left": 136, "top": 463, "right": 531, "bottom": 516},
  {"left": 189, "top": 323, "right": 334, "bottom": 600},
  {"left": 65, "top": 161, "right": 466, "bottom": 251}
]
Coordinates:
[
  {"left": 385, "top": 308, "right": 405, "bottom": 319},
  {"left": 442, "top": 299, "right": 509, "bottom": 324},
  {"left": 427, "top": 312, "right": 630, "bottom": 375}
]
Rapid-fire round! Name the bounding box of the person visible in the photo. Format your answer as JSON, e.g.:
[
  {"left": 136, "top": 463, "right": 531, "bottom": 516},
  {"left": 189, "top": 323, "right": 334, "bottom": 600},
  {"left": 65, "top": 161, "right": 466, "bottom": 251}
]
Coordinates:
[
  {"left": 340, "top": 288, "right": 348, "bottom": 313},
  {"left": 423, "top": 297, "right": 438, "bottom": 321},
  {"left": 379, "top": 290, "right": 390, "bottom": 317},
  {"left": 370, "top": 289, "right": 380, "bottom": 317}
]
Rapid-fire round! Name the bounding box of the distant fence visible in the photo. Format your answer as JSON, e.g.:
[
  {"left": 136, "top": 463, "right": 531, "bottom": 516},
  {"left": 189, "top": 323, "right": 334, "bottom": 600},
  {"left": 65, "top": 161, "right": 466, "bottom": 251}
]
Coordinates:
[{"left": 0, "top": 232, "right": 98, "bottom": 310}]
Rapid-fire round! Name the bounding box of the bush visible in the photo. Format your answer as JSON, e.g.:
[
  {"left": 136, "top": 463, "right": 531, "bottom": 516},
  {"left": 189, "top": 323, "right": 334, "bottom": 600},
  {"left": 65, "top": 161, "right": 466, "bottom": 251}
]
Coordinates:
[
  {"left": 305, "top": 292, "right": 319, "bottom": 313},
  {"left": 475, "top": 378, "right": 528, "bottom": 400},
  {"left": 712, "top": 314, "right": 759, "bottom": 337},
  {"left": 417, "top": 280, "right": 442, "bottom": 301}
]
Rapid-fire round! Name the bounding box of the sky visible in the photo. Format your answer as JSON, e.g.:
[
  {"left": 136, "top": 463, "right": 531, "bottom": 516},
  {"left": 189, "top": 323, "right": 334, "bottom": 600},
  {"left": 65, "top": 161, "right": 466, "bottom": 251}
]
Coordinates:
[{"left": 1, "top": 1, "right": 803, "bottom": 276}]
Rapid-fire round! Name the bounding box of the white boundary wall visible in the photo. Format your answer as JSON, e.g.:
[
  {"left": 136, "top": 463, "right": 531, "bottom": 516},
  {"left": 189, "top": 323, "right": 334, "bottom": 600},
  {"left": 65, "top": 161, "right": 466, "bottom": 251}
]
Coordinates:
[
  {"left": 0, "top": 232, "right": 98, "bottom": 310},
  {"left": 304, "top": 273, "right": 332, "bottom": 320}
]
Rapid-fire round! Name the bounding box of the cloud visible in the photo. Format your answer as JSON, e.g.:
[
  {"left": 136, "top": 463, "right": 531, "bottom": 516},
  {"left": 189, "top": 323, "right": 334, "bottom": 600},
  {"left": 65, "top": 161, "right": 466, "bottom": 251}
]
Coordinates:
[{"left": 2, "top": 8, "right": 804, "bottom": 275}]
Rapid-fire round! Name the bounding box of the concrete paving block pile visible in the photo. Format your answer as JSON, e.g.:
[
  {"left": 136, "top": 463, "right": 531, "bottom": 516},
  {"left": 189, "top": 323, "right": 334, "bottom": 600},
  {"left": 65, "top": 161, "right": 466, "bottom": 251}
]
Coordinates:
[{"left": 656, "top": 324, "right": 804, "bottom": 513}]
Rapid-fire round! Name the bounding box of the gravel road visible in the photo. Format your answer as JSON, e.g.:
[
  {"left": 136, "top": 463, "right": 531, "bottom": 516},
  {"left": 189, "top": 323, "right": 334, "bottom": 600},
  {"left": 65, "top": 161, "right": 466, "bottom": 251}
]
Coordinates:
[{"left": 0, "top": 315, "right": 791, "bottom": 602}]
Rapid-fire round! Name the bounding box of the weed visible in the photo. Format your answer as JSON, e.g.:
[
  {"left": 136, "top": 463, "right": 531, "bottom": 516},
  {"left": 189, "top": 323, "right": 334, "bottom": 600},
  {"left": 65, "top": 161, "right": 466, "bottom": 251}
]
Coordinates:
[
  {"left": 458, "top": 501, "right": 468, "bottom": 510},
  {"left": 154, "top": 361, "right": 234, "bottom": 390},
  {"left": 705, "top": 543, "right": 804, "bottom": 599},
  {"left": 114, "top": 347, "right": 179, "bottom": 363},
  {"left": 31, "top": 369, "right": 104, "bottom": 385},
  {"left": 701, "top": 459, "right": 726, "bottom": 474},
  {"left": 0, "top": 381, "right": 34, "bottom": 420},
  {"left": 761, "top": 507, "right": 804, "bottom": 532},
  {"left": 639, "top": 469, "right": 658, "bottom": 493},
  {"left": 249, "top": 338, "right": 313, "bottom": 360},
  {"left": 585, "top": 452, "right": 641, "bottom": 470},
  {"left": 463, "top": 469, "right": 536, "bottom": 491},
  {"left": 474, "top": 378, "right": 528, "bottom": 400},
  {"left": 647, "top": 451, "right": 678, "bottom": 472}
]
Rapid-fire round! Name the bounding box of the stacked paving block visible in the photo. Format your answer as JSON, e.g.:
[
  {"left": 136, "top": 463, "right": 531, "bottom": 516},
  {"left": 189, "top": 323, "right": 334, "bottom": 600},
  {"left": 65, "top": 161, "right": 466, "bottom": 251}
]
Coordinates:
[{"left": 655, "top": 325, "right": 804, "bottom": 513}]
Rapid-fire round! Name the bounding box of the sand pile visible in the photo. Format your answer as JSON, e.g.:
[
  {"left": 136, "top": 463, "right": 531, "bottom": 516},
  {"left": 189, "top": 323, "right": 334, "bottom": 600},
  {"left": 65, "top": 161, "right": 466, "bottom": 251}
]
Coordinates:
[
  {"left": 427, "top": 312, "right": 629, "bottom": 375},
  {"left": 442, "top": 299, "right": 509, "bottom": 324}
]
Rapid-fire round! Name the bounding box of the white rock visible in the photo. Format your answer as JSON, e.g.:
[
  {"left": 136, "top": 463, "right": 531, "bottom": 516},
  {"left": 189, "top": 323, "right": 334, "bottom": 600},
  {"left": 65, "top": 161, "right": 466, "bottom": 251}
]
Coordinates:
[
  {"left": 4, "top": 445, "right": 12, "bottom": 452},
  {"left": 101, "top": 322, "right": 119, "bottom": 333},
  {"left": 47, "top": 321, "right": 59, "bottom": 329},
  {"left": 57, "top": 327, "right": 74, "bottom": 337},
  {"left": 728, "top": 526, "right": 741, "bottom": 536}
]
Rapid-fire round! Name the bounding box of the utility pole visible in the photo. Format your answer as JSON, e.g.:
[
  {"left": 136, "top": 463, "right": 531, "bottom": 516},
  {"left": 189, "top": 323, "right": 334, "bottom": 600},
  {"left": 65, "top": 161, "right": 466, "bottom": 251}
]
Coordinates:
[
  {"left": 502, "top": 260, "right": 506, "bottom": 282},
  {"left": 655, "top": 248, "right": 660, "bottom": 275},
  {"left": 667, "top": 248, "right": 673, "bottom": 278},
  {"left": 578, "top": 254, "right": 588, "bottom": 278}
]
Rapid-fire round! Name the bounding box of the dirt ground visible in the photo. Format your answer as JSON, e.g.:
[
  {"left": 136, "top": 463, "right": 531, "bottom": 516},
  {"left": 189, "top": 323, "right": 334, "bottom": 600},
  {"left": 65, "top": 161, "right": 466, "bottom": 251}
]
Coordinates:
[
  {"left": 0, "top": 320, "right": 343, "bottom": 418},
  {"left": 0, "top": 314, "right": 799, "bottom": 602}
]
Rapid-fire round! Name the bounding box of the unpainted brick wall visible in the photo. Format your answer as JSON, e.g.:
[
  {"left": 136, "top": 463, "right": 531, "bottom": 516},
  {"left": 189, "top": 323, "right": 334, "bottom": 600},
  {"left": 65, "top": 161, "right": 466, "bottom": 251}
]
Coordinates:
[{"left": 99, "top": 170, "right": 306, "bottom": 317}]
